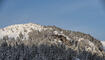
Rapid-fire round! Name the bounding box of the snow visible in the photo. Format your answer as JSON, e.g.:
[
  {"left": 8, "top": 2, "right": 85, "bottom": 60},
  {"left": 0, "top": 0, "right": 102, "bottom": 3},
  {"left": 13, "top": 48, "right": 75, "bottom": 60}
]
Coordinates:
[
  {"left": 0, "top": 23, "right": 48, "bottom": 40},
  {"left": 54, "top": 39, "right": 62, "bottom": 43},
  {"left": 78, "top": 38, "right": 96, "bottom": 52},
  {"left": 54, "top": 31, "right": 59, "bottom": 35},
  {"left": 53, "top": 31, "right": 71, "bottom": 41},
  {"left": 78, "top": 38, "right": 95, "bottom": 47},
  {"left": 78, "top": 38, "right": 84, "bottom": 41},
  {"left": 101, "top": 41, "right": 105, "bottom": 50}
]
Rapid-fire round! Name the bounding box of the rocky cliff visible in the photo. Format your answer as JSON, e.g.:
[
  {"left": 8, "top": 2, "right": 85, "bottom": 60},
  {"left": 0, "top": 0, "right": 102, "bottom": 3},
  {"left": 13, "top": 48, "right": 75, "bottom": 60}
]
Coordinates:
[{"left": 0, "top": 23, "right": 105, "bottom": 60}]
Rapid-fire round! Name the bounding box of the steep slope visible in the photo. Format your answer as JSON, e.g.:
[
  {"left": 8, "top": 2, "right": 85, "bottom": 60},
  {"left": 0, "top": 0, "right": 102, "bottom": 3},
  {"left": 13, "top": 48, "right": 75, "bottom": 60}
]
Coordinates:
[{"left": 0, "top": 23, "right": 105, "bottom": 60}]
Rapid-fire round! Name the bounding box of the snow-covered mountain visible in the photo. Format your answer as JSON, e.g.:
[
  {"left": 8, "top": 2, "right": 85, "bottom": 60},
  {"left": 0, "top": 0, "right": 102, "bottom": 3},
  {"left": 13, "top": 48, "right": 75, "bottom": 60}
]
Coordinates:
[{"left": 0, "top": 23, "right": 105, "bottom": 60}]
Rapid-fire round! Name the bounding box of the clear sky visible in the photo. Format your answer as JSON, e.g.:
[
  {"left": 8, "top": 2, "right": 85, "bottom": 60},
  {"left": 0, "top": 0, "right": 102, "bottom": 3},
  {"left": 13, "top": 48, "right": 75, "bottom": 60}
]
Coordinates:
[{"left": 0, "top": 0, "right": 105, "bottom": 40}]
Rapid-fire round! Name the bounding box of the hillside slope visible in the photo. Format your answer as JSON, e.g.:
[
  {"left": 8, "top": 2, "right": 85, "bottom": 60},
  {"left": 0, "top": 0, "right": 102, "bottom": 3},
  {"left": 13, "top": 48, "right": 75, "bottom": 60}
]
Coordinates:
[{"left": 0, "top": 23, "right": 105, "bottom": 60}]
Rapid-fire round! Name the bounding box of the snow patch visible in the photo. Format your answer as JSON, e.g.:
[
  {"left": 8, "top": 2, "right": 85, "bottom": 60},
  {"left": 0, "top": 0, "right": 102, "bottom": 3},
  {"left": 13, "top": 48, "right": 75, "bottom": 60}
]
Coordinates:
[
  {"left": 0, "top": 23, "right": 49, "bottom": 40},
  {"left": 54, "top": 31, "right": 71, "bottom": 41},
  {"left": 101, "top": 41, "right": 105, "bottom": 50},
  {"left": 78, "top": 38, "right": 84, "bottom": 41},
  {"left": 78, "top": 38, "right": 96, "bottom": 51}
]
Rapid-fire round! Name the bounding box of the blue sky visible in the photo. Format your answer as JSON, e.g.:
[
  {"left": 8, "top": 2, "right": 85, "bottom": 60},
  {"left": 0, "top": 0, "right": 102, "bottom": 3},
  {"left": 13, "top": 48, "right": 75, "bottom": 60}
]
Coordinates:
[{"left": 0, "top": 0, "right": 105, "bottom": 40}]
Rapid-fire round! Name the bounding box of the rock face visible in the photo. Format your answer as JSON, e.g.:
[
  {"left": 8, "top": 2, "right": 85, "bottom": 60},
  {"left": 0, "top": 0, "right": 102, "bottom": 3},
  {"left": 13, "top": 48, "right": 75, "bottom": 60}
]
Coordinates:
[{"left": 0, "top": 23, "right": 105, "bottom": 60}]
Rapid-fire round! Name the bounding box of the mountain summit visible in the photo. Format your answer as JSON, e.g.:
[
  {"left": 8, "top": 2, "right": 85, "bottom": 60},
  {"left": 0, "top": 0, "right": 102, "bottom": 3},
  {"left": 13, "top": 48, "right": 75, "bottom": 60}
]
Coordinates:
[
  {"left": 0, "top": 23, "right": 105, "bottom": 60},
  {"left": 0, "top": 23, "right": 50, "bottom": 40}
]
